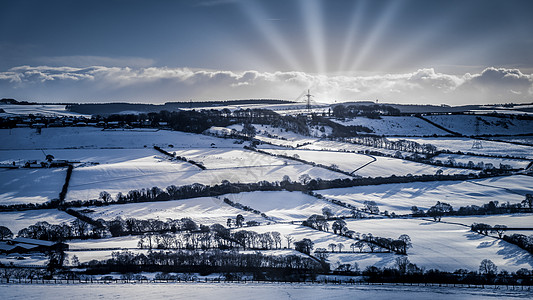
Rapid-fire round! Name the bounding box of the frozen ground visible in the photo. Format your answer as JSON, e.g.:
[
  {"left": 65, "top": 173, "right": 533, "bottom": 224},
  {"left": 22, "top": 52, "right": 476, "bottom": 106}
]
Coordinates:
[
  {"left": 332, "top": 116, "right": 450, "bottom": 136},
  {"left": 320, "top": 175, "right": 532, "bottom": 215},
  {"left": 0, "top": 168, "right": 66, "bottom": 205},
  {"left": 2, "top": 282, "right": 530, "bottom": 300}
]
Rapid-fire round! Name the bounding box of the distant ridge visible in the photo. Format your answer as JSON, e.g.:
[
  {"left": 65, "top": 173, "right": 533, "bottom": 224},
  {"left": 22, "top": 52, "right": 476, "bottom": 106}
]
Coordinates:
[{"left": 66, "top": 99, "right": 295, "bottom": 115}]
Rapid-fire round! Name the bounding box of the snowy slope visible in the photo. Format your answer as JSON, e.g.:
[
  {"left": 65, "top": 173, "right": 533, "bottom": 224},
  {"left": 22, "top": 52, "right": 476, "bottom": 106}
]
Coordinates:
[
  {"left": 262, "top": 149, "right": 374, "bottom": 173},
  {"left": 426, "top": 114, "right": 533, "bottom": 136},
  {"left": 262, "top": 149, "right": 473, "bottom": 177},
  {"left": 0, "top": 168, "right": 66, "bottom": 205},
  {"left": 66, "top": 158, "right": 347, "bottom": 201},
  {"left": 0, "top": 127, "right": 241, "bottom": 150},
  {"left": 228, "top": 191, "right": 352, "bottom": 221},
  {"left": 320, "top": 175, "right": 532, "bottom": 215},
  {"left": 0, "top": 104, "right": 90, "bottom": 117},
  {"left": 337, "top": 218, "right": 533, "bottom": 272},
  {"left": 237, "top": 223, "right": 355, "bottom": 250},
  {"left": 76, "top": 196, "right": 265, "bottom": 226},
  {"left": 0, "top": 209, "right": 76, "bottom": 234},
  {"left": 432, "top": 153, "right": 530, "bottom": 169},
  {"left": 388, "top": 137, "right": 533, "bottom": 159},
  {"left": 332, "top": 116, "right": 450, "bottom": 136}
]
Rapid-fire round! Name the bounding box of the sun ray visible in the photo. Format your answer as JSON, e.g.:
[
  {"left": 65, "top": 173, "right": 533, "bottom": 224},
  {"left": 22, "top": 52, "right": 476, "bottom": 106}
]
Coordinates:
[
  {"left": 238, "top": 1, "right": 302, "bottom": 71},
  {"left": 348, "top": 0, "right": 402, "bottom": 73},
  {"left": 337, "top": 0, "right": 367, "bottom": 74},
  {"left": 300, "top": 0, "right": 326, "bottom": 74},
  {"left": 374, "top": 5, "right": 467, "bottom": 73}
]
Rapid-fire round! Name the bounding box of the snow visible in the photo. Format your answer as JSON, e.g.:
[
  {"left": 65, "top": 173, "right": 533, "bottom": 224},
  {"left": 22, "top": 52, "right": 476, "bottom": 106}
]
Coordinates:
[
  {"left": 440, "top": 214, "right": 533, "bottom": 228},
  {"left": 66, "top": 158, "right": 347, "bottom": 201},
  {"left": 353, "top": 157, "right": 472, "bottom": 177},
  {"left": 228, "top": 191, "right": 352, "bottom": 222},
  {"left": 261, "top": 149, "right": 374, "bottom": 173},
  {"left": 432, "top": 153, "right": 530, "bottom": 169},
  {"left": 0, "top": 104, "right": 90, "bottom": 117},
  {"left": 320, "top": 175, "right": 532, "bottom": 215},
  {"left": 337, "top": 218, "right": 533, "bottom": 272},
  {"left": 0, "top": 168, "right": 66, "bottom": 205},
  {"left": 425, "top": 114, "right": 533, "bottom": 136},
  {"left": 68, "top": 236, "right": 141, "bottom": 250},
  {"left": 0, "top": 148, "right": 161, "bottom": 165},
  {"left": 262, "top": 149, "right": 473, "bottom": 177},
  {"left": 236, "top": 223, "right": 356, "bottom": 250},
  {"left": 0, "top": 127, "right": 242, "bottom": 150},
  {"left": 388, "top": 137, "right": 533, "bottom": 159},
  {"left": 2, "top": 282, "right": 529, "bottom": 300},
  {"left": 162, "top": 148, "right": 289, "bottom": 169},
  {"left": 75, "top": 196, "right": 265, "bottom": 226},
  {"left": 332, "top": 116, "right": 450, "bottom": 136},
  {"left": 227, "top": 124, "right": 319, "bottom": 147},
  {"left": 489, "top": 136, "right": 533, "bottom": 146},
  {"left": 0, "top": 209, "right": 77, "bottom": 234}
]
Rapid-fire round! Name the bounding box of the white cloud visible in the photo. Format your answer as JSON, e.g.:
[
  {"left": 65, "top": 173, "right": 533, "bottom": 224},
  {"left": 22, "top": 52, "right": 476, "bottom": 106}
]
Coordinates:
[
  {"left": 0, "top": 65, "right": 532, "bottom": 104},
  {"left": 37, "top": 56, "right": 156, "bottom": 68}
]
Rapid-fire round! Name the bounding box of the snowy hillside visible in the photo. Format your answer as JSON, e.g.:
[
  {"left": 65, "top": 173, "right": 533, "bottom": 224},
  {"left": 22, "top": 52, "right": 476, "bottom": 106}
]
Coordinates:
[
  {"left": 425, "top": 114, "right": 533, "bottom": 136},
  {"left": 332, "top": 116, "right": 450, "bottom": 136},
  {"left": 320, "top": 175, "right": 532, "bottom": 215},
  {"left": 0, "top": 127, "right": 242, "bottom": 150}
]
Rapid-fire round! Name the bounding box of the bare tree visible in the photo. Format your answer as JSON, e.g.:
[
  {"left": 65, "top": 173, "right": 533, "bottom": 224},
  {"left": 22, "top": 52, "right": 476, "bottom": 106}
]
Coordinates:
[
  {"left": 491, "top": 225, "right": 508, "bottom": 238},
  {"left": 479, "top": 259, "right": 498, "bottom": 275},
  {"left": 284, "top": 235, "right": 294, "bottom": 249},
  {"left": 0, "top": 226, "right": 13, "bottom": 240}
]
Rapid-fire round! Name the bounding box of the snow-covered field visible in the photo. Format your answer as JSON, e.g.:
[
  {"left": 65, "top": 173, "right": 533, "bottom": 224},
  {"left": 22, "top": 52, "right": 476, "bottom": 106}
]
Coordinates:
[
  {"left": 2, "top": 282, "right": 529, "bottom": 300},
  {"left": 66, "top": 157, "right": 346, "bottom": 201},
  {"left": 320, "top": 175, "right": 533, "bottom": 215},
  {"left": 162, "top": 148, "right": 290, "bottom": 169},
  {"left": 75, "top": 195, "right": 265, "bottom": 225},
  {"left": 0, "top": 209, "right": 76, "bottom": 234},
  {"left": 440, "top": 214, "right": 533, "bottom": 228},
  {"left": 388, "top": 137, "right": 533, "bottom": 158},
  {"left": 334, "top": 218, "right": 533, "bottom": 272},
  {"left": 425, "top": 114, "right": 533, "bottom": 136},
  {"left": 0, "top": 104, "right": 90, "bottom": 117},
  {"left": 0, "top": 168, "right": 66, "bottom": 205},
  {"left": 332, "top": 116, "right": 450, "bottom": 136},
  {"left": 227, "top": 191, "right": 352, "bottom": 221},
  {"left": 261, "top": 149, "right": 374, "bottom": 173},
  {"left": 432, "top": 153, "right": 530, "bottom": 169},
  {"left": 0, "top": 128, "right": 242, "bottom": 150},
  {"left": 490, "top": 136, "right": 533, "bottom": 146},
  {"left": 237, "top": 223, "right": 355, "bottom": 250},
  {"left": 261, "top": 149, "right": 473, "bottom": 177}
]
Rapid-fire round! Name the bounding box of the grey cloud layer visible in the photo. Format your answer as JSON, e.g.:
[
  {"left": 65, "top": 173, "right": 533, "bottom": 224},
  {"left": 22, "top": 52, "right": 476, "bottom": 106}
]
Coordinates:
[{"left": 0, "top": 66, "right": 531, "bottom": 104}]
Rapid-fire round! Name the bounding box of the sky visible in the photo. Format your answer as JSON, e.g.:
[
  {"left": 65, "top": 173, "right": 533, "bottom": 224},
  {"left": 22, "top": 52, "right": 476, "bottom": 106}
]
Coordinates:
[{"left": 1, "top": 0, "right": 533, "bottom": 105}]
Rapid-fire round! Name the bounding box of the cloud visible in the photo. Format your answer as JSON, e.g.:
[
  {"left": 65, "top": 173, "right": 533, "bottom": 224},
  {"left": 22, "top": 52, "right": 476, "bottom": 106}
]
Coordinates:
[
  {"left": 37, "top": 56, "right": 156, "bottom": 68},
  {"left": 0, "top": 65, "right": 531, "bottom": 104}
]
